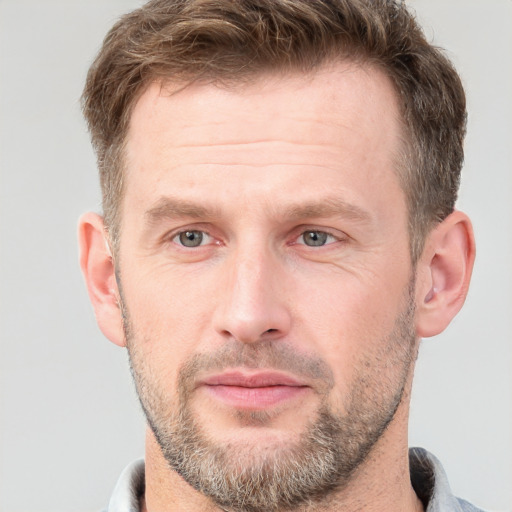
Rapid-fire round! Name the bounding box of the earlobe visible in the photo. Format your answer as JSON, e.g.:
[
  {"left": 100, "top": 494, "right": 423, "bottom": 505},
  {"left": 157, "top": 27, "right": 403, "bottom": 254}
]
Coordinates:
[
  {"left": 415, "top": 211, "right": 476, "bottom": 338},
  {"left": 78, "top": 212, "right": 126, "bottom": 347}
]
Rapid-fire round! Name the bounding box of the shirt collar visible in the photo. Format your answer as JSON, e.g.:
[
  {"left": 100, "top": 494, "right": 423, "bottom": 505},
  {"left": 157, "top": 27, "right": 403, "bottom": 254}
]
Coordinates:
[
  {"left": 106, "top": 448, "right": 474, "bottom": 512},
  {"left": 106, "top": 459, "right": 145, "bottom": 512}
]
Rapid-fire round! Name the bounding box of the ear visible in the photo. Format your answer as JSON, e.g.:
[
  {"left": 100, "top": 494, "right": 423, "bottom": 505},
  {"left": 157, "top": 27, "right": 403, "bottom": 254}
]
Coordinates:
[
  {"left": 78, "top": 212, "right": 126, "bottom": 347},
  {"left": 415, "top": 210, "right": 476, "bottom": 338}
]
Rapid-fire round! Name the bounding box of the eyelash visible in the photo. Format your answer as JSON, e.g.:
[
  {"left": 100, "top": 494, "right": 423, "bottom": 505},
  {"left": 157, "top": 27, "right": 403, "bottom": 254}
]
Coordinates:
[
  {"left": 171, "top": 229, "right": 214, "bottom": 248},
  {"left": 168, "top": 227, "right": 344, "bottom": 249},
  {"left": 295, "top": 230, "right": 339, "bottom": 247}
]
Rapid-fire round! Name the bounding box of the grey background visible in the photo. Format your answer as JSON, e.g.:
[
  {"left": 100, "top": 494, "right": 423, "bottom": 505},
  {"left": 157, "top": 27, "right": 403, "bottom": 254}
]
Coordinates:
[{"left": 0, "top": 1, "right": 510, "bottom": 511}]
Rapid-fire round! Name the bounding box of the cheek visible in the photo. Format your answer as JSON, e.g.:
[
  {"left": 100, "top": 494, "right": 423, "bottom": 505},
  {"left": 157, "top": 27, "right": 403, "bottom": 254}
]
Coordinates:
[
  {"left": 294, "top": 270, "right": 411, "bottom": 393},
  {"left": 298, "top": 267, "right": 407, "bottom": 339},
  {"left": 120, "top": 264, "right": 217, "bottom": 385}
]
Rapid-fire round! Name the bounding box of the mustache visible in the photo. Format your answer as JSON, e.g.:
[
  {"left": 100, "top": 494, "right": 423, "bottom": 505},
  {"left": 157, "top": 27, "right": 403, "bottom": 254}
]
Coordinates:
[{"left": 178, "top": 340, "right": 335, "bottom": 395}]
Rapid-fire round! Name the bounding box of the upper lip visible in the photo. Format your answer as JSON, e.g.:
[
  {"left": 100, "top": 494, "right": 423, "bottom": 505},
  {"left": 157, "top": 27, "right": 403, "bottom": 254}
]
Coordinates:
[{"left": 200, "top": 370, "right": 308, "bottom": 388}]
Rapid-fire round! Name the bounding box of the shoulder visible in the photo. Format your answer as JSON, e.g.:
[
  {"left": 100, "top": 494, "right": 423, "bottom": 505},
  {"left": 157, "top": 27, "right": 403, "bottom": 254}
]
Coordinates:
[{"left": 455, "top": 497, "right": 488, "bottom": 512}]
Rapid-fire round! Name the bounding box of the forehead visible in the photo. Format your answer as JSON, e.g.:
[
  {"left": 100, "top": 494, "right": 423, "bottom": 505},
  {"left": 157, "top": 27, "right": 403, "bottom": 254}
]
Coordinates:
[
  {"left": 127, "top": 62, "right": 401, "bottom": 158},
  {"left": 123, "top": 62, "right": 404, "bottom": 218}
]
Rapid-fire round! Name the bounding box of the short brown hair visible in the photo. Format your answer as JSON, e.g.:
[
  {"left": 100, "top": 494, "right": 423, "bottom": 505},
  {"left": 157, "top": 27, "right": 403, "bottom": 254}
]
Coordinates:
[{"left": 82, "top": 0, "right": 466, "bottom": 262}]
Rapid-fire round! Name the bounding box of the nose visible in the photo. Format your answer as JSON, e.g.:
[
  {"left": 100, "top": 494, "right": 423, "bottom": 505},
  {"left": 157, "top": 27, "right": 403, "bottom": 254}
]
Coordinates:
[{"left": 212, "top": 245, "right": 292, "bottom": 344}]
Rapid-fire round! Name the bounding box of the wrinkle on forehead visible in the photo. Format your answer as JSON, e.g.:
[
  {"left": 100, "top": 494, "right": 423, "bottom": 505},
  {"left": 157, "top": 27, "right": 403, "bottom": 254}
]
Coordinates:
[
  {"left": 126, "top": 61, "right": 401, "bottom": 156},
  {"left": 122, "top": 61, "right": 407, "bottom": 242}
]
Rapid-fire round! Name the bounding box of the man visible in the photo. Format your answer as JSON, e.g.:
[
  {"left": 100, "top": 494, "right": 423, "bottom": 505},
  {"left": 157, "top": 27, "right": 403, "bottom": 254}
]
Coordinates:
[{"left": 78, "top": 0, "right": 481, "bottom": 511}]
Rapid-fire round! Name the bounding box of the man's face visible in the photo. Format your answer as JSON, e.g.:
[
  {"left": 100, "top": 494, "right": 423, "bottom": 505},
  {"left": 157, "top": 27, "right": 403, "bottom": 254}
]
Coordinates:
[{"left": 117, "top": 63, "right": 418, "bottom": 510}]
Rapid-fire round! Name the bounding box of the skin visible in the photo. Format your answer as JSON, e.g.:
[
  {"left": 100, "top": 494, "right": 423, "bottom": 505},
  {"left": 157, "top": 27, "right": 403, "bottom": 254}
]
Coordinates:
[{"left": 79, "top": 61, "right": 475, "bottom": 511}]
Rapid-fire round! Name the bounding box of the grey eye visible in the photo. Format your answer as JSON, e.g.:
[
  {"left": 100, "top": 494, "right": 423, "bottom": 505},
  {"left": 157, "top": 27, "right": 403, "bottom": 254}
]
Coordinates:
[
  {"left": 178, "top": 230, "right": 204, "bottom": 247},
  {"left": 302, "top": 231, "right": 329, "bottom": 247}
]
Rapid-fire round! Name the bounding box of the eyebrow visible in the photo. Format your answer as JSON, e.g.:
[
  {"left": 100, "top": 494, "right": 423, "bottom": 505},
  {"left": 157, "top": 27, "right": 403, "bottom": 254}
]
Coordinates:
[
  {"left": 284, "top": 197, "right": 371, "bottom": 224},
  {"left": 145, "top": 197, "right": 221, "bottom": 224},
  {"left": 144, "top": 196, "right": 371, "bottom": 225}
]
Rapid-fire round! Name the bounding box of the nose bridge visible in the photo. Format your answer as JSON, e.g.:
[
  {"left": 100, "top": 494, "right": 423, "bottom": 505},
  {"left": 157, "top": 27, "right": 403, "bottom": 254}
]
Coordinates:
[
  {"left": 213, "top": 236, "right": 290, "bottom": 343},
  {"left": 233, "top": 242, "right": 267, "bottom": 300}
]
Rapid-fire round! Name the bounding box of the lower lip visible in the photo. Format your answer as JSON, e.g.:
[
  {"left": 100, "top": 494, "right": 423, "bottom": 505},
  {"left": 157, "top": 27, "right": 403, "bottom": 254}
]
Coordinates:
[{"left": 203, "top": 384, "right": 309, "bottom": 410}]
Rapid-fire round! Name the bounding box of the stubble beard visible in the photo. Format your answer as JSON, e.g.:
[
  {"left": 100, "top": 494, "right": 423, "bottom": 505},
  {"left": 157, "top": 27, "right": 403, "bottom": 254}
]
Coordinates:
[{"left": 123, "top": 283, "right": 418, "bottom": 512}]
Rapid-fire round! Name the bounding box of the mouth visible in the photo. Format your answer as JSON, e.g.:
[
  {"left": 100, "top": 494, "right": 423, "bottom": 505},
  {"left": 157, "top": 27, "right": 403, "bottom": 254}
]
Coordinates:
[{"left": 199, "top": 370, "right": 310, "bottom": 410}]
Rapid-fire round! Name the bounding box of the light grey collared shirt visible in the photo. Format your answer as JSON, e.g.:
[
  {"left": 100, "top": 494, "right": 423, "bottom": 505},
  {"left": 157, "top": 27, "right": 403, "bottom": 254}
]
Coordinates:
[{"left": 104, "top": 447, "right": 486, "bottom": 512}]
